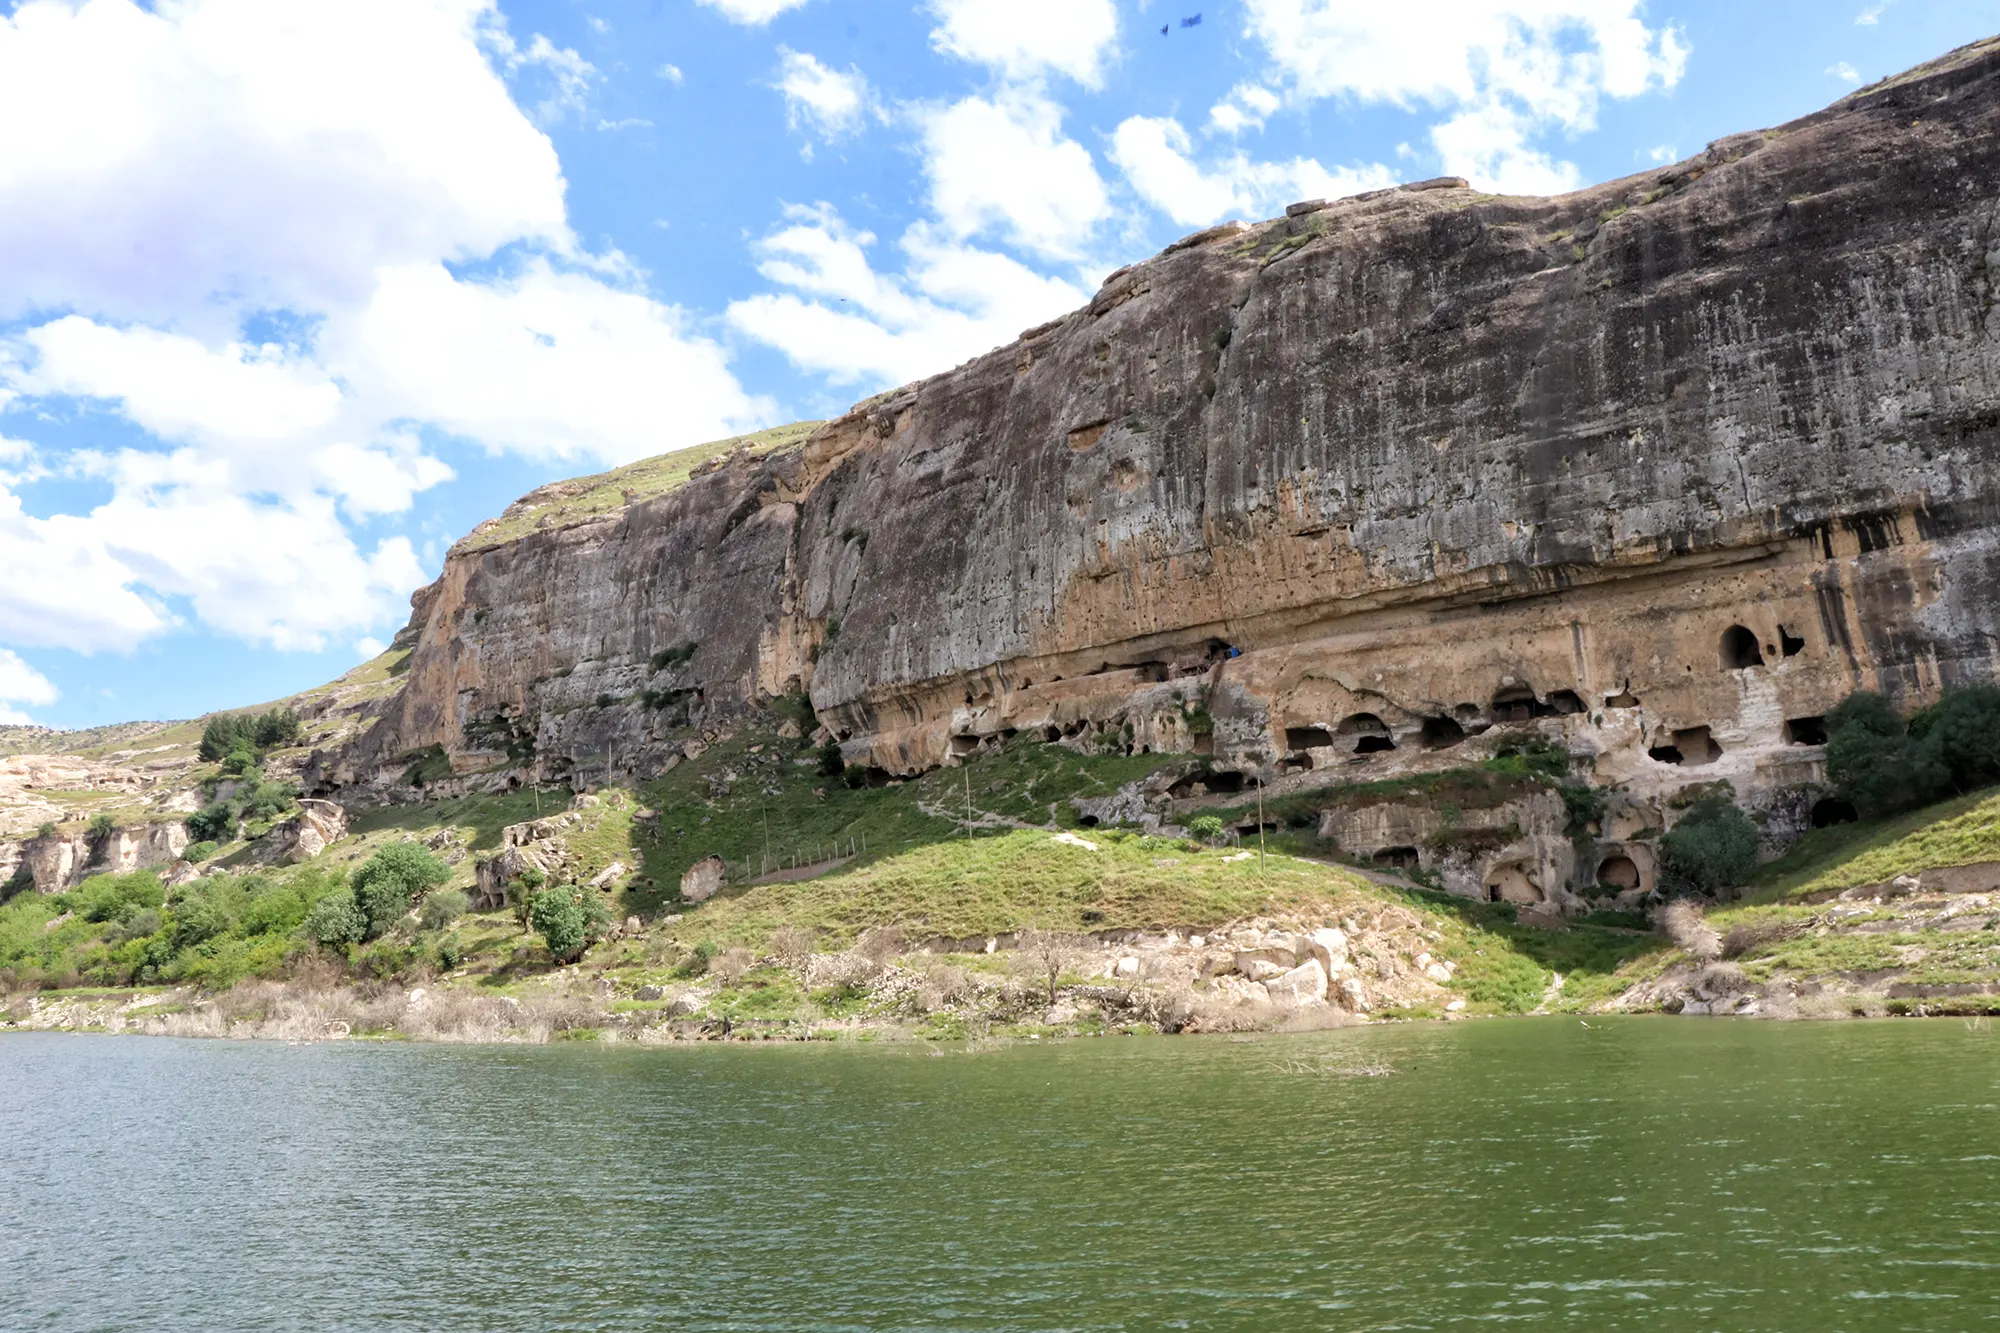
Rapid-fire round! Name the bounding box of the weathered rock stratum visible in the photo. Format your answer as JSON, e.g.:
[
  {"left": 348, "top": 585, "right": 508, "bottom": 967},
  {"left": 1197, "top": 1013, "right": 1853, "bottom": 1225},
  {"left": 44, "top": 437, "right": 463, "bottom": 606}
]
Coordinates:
[{"left": 323, "top": 39, "right": 2000, "bottom": 911}]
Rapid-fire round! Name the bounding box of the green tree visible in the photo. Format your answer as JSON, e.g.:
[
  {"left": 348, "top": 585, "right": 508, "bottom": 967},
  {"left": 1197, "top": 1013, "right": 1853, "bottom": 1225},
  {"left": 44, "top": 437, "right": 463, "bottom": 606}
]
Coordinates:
[
  {"left": 528, "top": 882, "right": 609, "bottom": 963},
  {"left": 85, "top": 812, "right": 117, "bottom": 844},
  {"left": 419, "top": 888, "right": 469, "bottom": 931},
  {"left": 1827, "top": 691, "right": 1947, "bottom": 815},
  {"left": 185, "top": 803, "right": 235, "bottom": 844},
  {"left": 1661, "top": 796, "right": 1760, "bottom": 896},
  {"left": 1912, "top": 684, "right": 2000, "bottom": 796},
  {"left": 350, "top": 842, "right": 450, "bottom": 940},
  {"left": 303, "top": 888, "right": 366, "bottom": 948}
]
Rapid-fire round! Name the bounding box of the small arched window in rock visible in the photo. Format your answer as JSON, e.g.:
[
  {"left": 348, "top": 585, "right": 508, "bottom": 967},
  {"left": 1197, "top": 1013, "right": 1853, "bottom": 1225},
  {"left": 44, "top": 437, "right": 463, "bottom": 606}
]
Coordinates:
[
  {"left": 1811, "top": 797, "right": 1859, "bottom": 828},
  {"left": 1545, "top": 690, "right": 1586, "bottom": 715},
  {"left": 1648, "top": 743, "right": 1684, "bottom": 765},
  {"left": 1337, "top": 713, "right": 1395, "bottom": 753},
  {"left": 1373, "top": 846, "right": 1421, "bottom": 871},
  {"left": 1720, "top": 625, "right": 1764, "bottom": 670},
  {"left": 1285, "top": 725, "right": 1335, "bottom": 751},
  {"left": 1779, "top": 625, "right": 1806, "bottom": 657},
  {"left": 1420, "top": 716, "right": 1466, "bottom": 750},
  {"left": 1604, "top": 686, "right": 1641, "bottom": 709}
]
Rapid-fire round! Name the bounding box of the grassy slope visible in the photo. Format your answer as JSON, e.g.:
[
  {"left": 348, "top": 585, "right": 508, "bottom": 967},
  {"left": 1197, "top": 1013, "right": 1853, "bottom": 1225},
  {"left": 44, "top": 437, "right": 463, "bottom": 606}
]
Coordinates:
[
  {"left": 457, "top": 421, "right": 822, "bottom": 552},
  {"left": 0, "top": 706, "right": 1672, "bottom": 1017}
]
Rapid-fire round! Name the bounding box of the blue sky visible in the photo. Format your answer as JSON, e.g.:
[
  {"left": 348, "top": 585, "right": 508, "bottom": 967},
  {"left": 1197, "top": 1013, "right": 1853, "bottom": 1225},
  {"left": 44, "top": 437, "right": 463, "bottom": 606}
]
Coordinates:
[{"left": 0, "top": 0, "right": 1995, "bottom": 729}]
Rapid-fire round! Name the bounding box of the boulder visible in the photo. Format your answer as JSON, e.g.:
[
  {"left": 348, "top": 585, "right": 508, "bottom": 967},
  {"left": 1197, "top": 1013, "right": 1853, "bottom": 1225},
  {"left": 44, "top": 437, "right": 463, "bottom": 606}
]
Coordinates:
[
  {"left": 1113, "top": 956, "right": 1140, "bottom": 979},
  {"left": 680, "top": 855, "right": 725, "bottom": 903},
  {"left": 1233, "top": 945, "right": 1296, "bottom": 973},
  {"left": 1262, "top": 958, "right": 1329, "bottom": 1006},
  {"left": 1299, "top": 927, "right": 1348, "bottom": 975},
  {"left": 1239, "top": 958, "right": 1287, "bottom": 983},
  {"left": 1335, "top": 976, "right": 1369, "bottom": 1012}
]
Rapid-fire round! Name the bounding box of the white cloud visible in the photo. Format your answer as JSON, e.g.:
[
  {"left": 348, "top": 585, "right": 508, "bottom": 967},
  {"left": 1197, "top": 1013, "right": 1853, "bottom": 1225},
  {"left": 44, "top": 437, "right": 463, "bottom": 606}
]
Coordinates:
[
  {"left": 0, "top": 0, "right": 572, "bottom": 329},
  {"left": 1209, "top": 84, "right": 1283, "bottom": 136},
  {"left": 598, "top": 117, "right": 653, "bottom": 131},
  {"left": 1112, "top": 116, "right": 1397, "bottom": 227},
  {"left": 1237, "top": 0, "right": 1690, "bottom": 194},
  {"left": 657, "top": 62, "right": 685, "bottom": 83},
  {"left": 1827, "top": 61, "right": 1861, "bottom": 84},
  {"left": 696, "top": 0, "right": 813, "bottom": 24},
  {"left": 1430, "top": 101, "right": 1581, "bottom": 194},
  {"left": 0, "top": 648, "right": 59, "bottom": 724},
  {"left": 727, "top": 208, "right": 1087, "bottom": 387},
  {"left": 0, "top": 0, "right": 773, "bottom": 660},
  {"left": 1855, "top": 2, "right": 1890, "bottom": 25},
  {"left": 355, "top": 636, "right": 387, "bottom": 659},
  {"left": 918, "top": 89, "right": 1111, "bottom": 259},
  {"left": 928, "top": 0, "right": 1119, "bottom": 87},
  {"left": 1647, "top": 142, "right": 1677, "bottom": 163},
  {"left": 775, "top": 48, "right": 874, "bottom": 139}
]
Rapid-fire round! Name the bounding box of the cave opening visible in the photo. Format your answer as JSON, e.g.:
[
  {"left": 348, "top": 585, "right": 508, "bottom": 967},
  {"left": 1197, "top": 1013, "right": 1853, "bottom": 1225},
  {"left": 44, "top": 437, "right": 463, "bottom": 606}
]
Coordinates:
[
  {"left": 1354, "top": 735, "right": 1397, "bottom": 754},
  {"left": 1373, "top": 846, "right": 1421, "bottom": 870},
  {"left": 1779, "top": 625, "right": 1806, "bottom": 657},
  {"left": 1721, "top": 625, "right": 1765, "bottom": 670},
  {"left": 1673, "top": 725, "right": 1721, "bottom": 766},
  {"left": 1420, "top": 716, "right": 1466, "bottom": 749},
  {"left": 1491, "top": 685, "right": 1539, "bottom": 723},
  {"left": 1285, "top": 725, "right": 1335, "bottom": 751},
  {"left": 1597, "top": 855, "right": 1642, "bottom": 891},
  {"left": 1604, "top": 686, "right": 1641, "bottom": 709},
  {"left": 1545, "top": 689, "right": 1586, "bottom": 715},
  {"left": 1812, "top": 797, "right": 1859, "bottom": 827},
  {"left": 1337, "top": 712, "right": 1395, "bottom": 753},
  {"left": 1648, "top": 744, "right": 1685, "bottom": 764},
  {"left": 1784, "top": 716, "right": 1828, "bottom": 746}
]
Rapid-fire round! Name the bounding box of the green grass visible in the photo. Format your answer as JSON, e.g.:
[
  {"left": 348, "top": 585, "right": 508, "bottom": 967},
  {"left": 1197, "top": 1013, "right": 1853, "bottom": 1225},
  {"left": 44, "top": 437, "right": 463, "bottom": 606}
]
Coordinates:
[
  {"left": 659, "top": 828, "right": 1382, "bottom": 947},
  {"left": 1747, "top": 787, "right": 2000, "bottom": 900},
  {"left": 458, "top": 421, "right": 823, "bottom": 551}
]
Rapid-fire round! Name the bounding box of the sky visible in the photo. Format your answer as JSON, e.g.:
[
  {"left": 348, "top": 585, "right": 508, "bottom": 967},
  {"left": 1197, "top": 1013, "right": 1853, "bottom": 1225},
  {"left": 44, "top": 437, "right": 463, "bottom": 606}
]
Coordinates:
[{"left": 0, "top": 0, "right": 1996, "bottom": 730}]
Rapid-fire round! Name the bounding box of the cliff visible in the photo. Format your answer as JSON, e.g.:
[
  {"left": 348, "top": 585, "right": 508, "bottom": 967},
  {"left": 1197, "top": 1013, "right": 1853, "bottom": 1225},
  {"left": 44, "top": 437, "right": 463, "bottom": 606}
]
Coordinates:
[{"left": 322, "top": 37, "right": 2000, "bottom": 911}]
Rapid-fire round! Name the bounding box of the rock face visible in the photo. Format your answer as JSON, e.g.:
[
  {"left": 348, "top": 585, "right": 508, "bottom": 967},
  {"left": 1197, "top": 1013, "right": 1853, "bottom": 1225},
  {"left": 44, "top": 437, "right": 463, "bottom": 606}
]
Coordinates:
[
  {"left": 253, "top": 800, "right": 346, "bottom": 866},
  {"left": 330, "top": 43, "right": 2000, "bottom": 871}
]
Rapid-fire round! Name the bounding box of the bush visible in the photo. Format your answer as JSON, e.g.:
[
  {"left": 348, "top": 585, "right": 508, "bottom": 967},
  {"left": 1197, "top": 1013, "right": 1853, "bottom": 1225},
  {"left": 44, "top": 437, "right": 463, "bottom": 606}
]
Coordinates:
[
  {"left": 219, "top": 747, "right": 261, "bottom": 777},
  {"left": 303, "top": 888, "right": 366, "bottom": 948},
  {"left": 239, "top": 779, "right": 299, "bottom": 825},
  {"left": 350, "top": 842, "right": 450, "bottom": 940},
  {"left": 70, "top": 872, "right": 164, "bottom": 924},
  {"left": 1484, "top": 734, "right": 1571, "bottom": 781},
  {"left": 185, "top": 803, "right": 236, "bottom": 844},
  {"left": 1913, "top": 684, "right": 2000, "bottom": 795},
  {"left": 86, "top": 812, "right": 117, "bottom": 844},
  {"left": 1827, "top": 691, "right": 1939, "bottom": 815},
  {"left": 1184, "top": 814, "right": 1225, "bottom": 844},
  {"left": 817, "top": 739, "right": 845, "bottom": 777},
  {"left": 169, "top": 890, "right": 234, "bottom": 953},
  {"left": 182, "top": 841, "right": 219, "bottom": 864},
  {"left": 437, "top": 935, "right": 464, "bottom": 971},
  {"left": 1661, "top": 796, "right": 1760, "bottom": 896},
  {"left": 419, "top": 889, "right": 469, "bottom": 931},
  {"left": 528, "top": 882, "right": 608, "bottom": 963}
]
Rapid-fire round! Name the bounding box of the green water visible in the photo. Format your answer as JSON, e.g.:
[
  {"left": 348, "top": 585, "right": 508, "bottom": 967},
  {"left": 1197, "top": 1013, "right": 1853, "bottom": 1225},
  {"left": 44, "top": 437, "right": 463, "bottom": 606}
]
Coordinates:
[{"left": 3, "top": 1019, "right": 1998, "bottom": 1330}]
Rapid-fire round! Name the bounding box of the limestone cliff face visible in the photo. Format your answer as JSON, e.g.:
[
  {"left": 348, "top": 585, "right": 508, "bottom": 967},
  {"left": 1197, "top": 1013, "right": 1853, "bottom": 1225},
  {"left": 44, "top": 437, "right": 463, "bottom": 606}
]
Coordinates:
[{"left": 336, "top": 41, "right": 2000, "bottom": 896}]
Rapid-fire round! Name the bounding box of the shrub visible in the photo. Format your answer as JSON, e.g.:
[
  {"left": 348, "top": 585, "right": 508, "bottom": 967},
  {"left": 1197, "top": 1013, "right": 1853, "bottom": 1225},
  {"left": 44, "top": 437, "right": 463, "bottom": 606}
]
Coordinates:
[
  {"left": 199, "top": 708, "right": 303, "bottom": 762},
  {"left": 1012, "top": 928, "right": 1088, "bottom": 1007},
  {"left": 182, "top": 841, "right": 219, "bottom": 864},
  {"left": 528, "top": 882, "right": 608, "bottom": 963},
  {"left": 1184, "top": 814, "right": 1226, "bottom": 844},
  {"left": 1912, "top": 683, "right": 2000, "bottom": 795},
  {"left": 1660, "top": 796, "right": 1759, "bottom": 896},
  {"left": 768, "top": 925, "right": 818, "bottom": 974},
  {"left": 1558, "top": 784, "right": 1607, "bottom": 832},
  {"left": 350, "top": 842, "right": 450, "bottom": 940},
  {"left": 70, "top": 872, "right": 165, "bottom": 923},
  {"left": 303, "top": 888, "right": 366, "bottom": 948},
  {"left": 35, "top": 821, "right": 56, "bottom": 840},
  {"left": 219, "top": 747, "right": 260, "bottom": 777},
  {"left": 1826, "top": 691, "right": 1940, "bottom": 815},
  {"left": 169, "top": 890, "right": 234, "bottom": 952},
  {"left": 85, "top": 812, "right": 117, "bottom": 844},
  {"left": 817, "top": 739, "right": 845, "bottom": 777},
  {"left": 437, "top": 935, "right": 464, "bottom": 971},
  {"left": 419, "top": 889, "right": 469, "bottom": 931},
  {"left": 1656, "top": 898, "right": 1721, "bottom": 962},
  {"left": 710, "top": 946, "right": 754, "bottom": 985},
  {"left": 185, "top": 803, "right": 235, "bottom": 844},
  {"left": 240, "top": 780, "right": 298, "bottom": 824}
]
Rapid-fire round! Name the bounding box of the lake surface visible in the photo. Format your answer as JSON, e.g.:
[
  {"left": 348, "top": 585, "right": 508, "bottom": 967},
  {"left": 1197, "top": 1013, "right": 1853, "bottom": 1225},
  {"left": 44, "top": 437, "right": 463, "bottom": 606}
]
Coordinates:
[{"left": 4, "top": 1020, "right": 1998, "bottom": 1331}]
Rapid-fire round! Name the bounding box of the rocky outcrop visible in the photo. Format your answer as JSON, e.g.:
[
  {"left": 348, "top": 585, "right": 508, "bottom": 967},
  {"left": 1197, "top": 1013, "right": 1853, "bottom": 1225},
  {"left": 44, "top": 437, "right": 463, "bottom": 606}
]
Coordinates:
[
  {"left": 252, "top": 800, "right": 346, "bottom": 865},
  {"left": 9, "top": 821, "right": 189, "bottom": 894},
  {"left": 329, "top": 42, "right": 2000, "bottom": 857}
]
